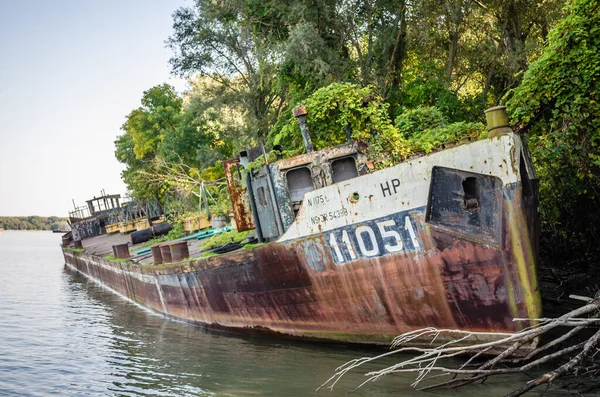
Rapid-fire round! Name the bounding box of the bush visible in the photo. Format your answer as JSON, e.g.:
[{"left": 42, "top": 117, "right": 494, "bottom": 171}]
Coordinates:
[
  {"left": 395, "top": 106, "right": 447, "bottom": 138},
  {"left": 506, "top": 0, "right": 600, "bottom": 265}
]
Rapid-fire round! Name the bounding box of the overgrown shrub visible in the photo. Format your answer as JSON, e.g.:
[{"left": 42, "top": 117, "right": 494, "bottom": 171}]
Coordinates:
[{"left": 507, "top": 0, "right": 600, "bottom": 266}]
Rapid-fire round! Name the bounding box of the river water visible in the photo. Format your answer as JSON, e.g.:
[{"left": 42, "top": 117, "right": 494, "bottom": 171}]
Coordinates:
[{"left": 0, "top": 231, "right": 578, "bottom": 396}]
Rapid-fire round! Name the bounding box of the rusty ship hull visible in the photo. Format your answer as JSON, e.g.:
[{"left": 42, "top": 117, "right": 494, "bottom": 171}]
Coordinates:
[{"left": 63, "top": 132, "right": 542, "bottom": 347}]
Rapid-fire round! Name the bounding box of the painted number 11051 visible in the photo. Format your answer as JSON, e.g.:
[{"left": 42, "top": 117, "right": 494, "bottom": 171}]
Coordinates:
[{"left": 328, "top": 216, "right": 421, "bottom": 264}]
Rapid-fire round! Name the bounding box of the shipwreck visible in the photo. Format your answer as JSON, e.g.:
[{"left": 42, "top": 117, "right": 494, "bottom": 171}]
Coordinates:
[{"left": 62, "top": 105, "right": 541, "bottom": 348}]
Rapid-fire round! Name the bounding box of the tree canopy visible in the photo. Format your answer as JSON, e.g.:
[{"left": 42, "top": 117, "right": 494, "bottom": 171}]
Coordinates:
[
  {"left": 507, "top": 0, "right": 600, "bottom": 263},
  {"left": 114, "top": 0, "right": 600, "bottom": 266}
]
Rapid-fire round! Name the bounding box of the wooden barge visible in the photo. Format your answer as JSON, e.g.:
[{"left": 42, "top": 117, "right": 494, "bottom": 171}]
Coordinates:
[{"left": 63, "top": 106, "right": 541, "bottom": 347}]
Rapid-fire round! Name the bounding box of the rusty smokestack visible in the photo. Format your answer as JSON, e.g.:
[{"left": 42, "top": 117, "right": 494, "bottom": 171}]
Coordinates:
[
  {"left": 293, "top": 106, "right": 314, "bottom": 152},
  {"left": 484, "top": 106, "right": 513, "bottom": 138}
]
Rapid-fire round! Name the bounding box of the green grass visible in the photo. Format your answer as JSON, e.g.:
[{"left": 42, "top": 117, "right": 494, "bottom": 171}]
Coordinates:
[
  {"left": 242, "top": 242, "right": 265, "bottom": 250},
  {"left": 201, "top": 230, "right": 253, "bottom": 251},
  {"left": 64, "top": 247, "right": 84, "bottom": 253},
  {"left": 138, "top": 236, "right": 168, "bottom": 249},
  {"left": 103, "top": 254, "right": 131, "bottom": 263}
]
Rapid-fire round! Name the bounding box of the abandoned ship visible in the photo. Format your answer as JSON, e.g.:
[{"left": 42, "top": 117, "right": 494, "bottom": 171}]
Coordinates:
[{"left": 62, "top": 105, "right": 541, "bottom": 348}]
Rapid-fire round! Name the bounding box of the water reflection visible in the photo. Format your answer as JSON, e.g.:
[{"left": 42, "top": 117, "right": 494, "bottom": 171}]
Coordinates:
[{"left": 63, "top": 267, "right": 569, "bottom": 397}]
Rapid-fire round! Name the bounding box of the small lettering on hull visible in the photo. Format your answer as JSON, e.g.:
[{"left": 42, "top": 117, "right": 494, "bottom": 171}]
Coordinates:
[
  {"left": 380, "top": 178, "right": 401, "bottom": 197},
  {"left": 307, "top": 194, "right": 330, "bottom": 207},
  {"left": 310, "top": 207, "right": 349, "bottom": 225}
]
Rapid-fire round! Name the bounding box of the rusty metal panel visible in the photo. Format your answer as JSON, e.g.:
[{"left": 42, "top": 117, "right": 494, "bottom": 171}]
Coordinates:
[
  {"left": 170, "top": 241, "right": 190, "bottom": 262},
  {"left": 427, "top": 167, "right": 503, "bottom": 246},
  {"left": 251, "top": 170, "right": 280, "bottom": 239},
  {"left": 223, "top": 159, "right": 254, "bottom": 232},
  {"left": 279, "top": 134, "right": 522, "bottom": 242}
]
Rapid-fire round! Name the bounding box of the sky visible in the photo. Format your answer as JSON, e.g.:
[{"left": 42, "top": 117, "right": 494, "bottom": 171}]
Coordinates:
[{"left": 0, "top": 0, "right": 189, "bottom": 216}]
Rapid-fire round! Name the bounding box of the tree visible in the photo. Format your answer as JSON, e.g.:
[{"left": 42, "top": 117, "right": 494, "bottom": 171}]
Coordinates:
[
  {"left": 122, "top": 84, "right": 182, "bottom": 160},
  {"left": 168, "top": 0, "right": 284, "bottom": 139},
  {"left": 181, "top": 76, "right": 254, "bottom": 168},
  {"left": 507, "top": 0, "right": 600, "bottom": 264},
  {"left": 115, "top": 84, "right": 182, "bottom": 198},
  {"left": 0, "top": 217, "right": 69, "bottom": 231}
]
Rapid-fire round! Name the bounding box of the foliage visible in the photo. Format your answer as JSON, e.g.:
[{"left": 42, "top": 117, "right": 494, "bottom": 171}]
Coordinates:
[
  {"left": 0, "top": 216, "right": 69, "bottom": 231},
  {"left": 138, "top": 235, "right": 167, "bottom": 249},
  {"left": 115, "top": 82, "right": 236, "bottom": 224},
  {"left": 138, "top": 222, "right": 186, "bottom": 249},
  {"left": 201, "top": 230, "right": 253, "bottom": 251},
  {"left": 394, "top": 106, "right": 448, "bottom": 138},
  {"left": 243, "top": 148, "right": 303, "bottom": 175},
  {"left": 125, "top": 84, "right": 182, "bottom": 160},
  {"left": 396, "top": 61, "right": 484, "bottom": 122},
  {"left": 273, "top": 84, "right": 389, "bottom": 147},
  {"left": 103, "top": 254, "right": 131, "bottom": 263},
  {"left": 165, "top": 222, "right": 185, "bottom": 241},
  {"left": 115, "top": 84, "right": 184, "bottom": 198},
  {"left": 184, "top": 77, "right": 255, "bottom": 168},
  {"left": 166, "top": 0, "right": 565, "bottom": 150},
  {"left": 168, "top": 0, "right": 284, "bottom": 139},
  {"left": 272, "top": 83, "right": 410, "bottom": 167},
  {"left": 406, "top": 122, "right": 486, "bottom": 154},
  {"left": 271, "top": 85, "right": 484, "bottom": 168},
  {"left": 395, "top": 106, "right": 486, "bottom": 153},
  {"left": 242, "top": 242, "right": 265, "bottom": 250},
  {"left": 199, "top": 162, "right": 232, "bottom": 216},
  {"left": 507, "top": 0, "right": 600, "bottom": 263}
]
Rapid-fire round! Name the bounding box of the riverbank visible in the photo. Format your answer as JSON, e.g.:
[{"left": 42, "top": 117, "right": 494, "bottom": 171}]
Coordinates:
[{"left": 0, "top": 215, "right": 69, "bottom": 232}]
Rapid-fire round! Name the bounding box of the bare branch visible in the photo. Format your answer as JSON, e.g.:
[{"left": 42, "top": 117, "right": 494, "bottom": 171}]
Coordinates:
[{"left": 319, "top": 298, "right": 600, "bottom": 396}]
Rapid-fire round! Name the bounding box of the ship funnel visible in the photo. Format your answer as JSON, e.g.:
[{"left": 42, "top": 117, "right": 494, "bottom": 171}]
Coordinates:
[
  {"left": 293, "top": 106, "right": 314, "bottom": 152},
  {"left": 484, "top": 106, "right": 513, "bottom": 138}
]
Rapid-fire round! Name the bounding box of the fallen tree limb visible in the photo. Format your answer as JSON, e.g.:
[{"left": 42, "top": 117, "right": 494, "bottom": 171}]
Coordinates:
[{"left": 318, "top": 294, "right": 600, "bottom": 396}]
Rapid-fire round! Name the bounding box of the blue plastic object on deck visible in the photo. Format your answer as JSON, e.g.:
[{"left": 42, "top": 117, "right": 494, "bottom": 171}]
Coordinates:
[{"left": 135, "top": 226, "right": 233, "bottom": 255}]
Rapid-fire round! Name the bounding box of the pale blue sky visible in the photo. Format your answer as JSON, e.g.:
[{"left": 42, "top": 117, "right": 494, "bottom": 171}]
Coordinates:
[{"left": 0, "top": 0, "right": 188, "bottom": 216}]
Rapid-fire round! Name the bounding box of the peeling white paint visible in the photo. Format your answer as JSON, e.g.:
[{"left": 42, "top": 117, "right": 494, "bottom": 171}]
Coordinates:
[{"left": 280, "top": 134, "right": 523, "bottom": 241}]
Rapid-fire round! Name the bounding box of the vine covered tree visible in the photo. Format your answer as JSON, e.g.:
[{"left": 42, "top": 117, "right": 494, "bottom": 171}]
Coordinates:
[{"left": 507, "top": 0, "right": 600, "bottom": 267}]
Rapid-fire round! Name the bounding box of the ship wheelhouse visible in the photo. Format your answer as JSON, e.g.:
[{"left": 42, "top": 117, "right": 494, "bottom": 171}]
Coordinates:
[{"left": 224, "top": 140, "right": 372, "bottom": 242}]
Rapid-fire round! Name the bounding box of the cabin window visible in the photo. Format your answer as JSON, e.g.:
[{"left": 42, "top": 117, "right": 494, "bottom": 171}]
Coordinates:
[
  {"left": 256, "top": 186, "right": 268, "bottom": 206},
  {"left": 332, "top": 157, "right": 358, "bottom": 183},
  {"left": 287, "top": 167, "right": 315, "bottom": 202}
]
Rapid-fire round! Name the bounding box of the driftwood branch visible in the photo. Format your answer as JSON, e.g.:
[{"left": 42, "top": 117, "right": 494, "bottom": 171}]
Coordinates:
[{"left": 318, "top": 294, "right": 600, "bottom": 396}]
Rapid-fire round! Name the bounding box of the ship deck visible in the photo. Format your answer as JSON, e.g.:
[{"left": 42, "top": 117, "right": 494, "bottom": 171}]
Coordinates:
[{"left": 80, "top": 232, "right": 217, "bottom": 265}]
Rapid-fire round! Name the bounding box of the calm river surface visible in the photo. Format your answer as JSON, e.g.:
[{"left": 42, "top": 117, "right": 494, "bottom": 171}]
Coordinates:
[{"left": 0, "top": 231, "right": 578, "bottom": 396}]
